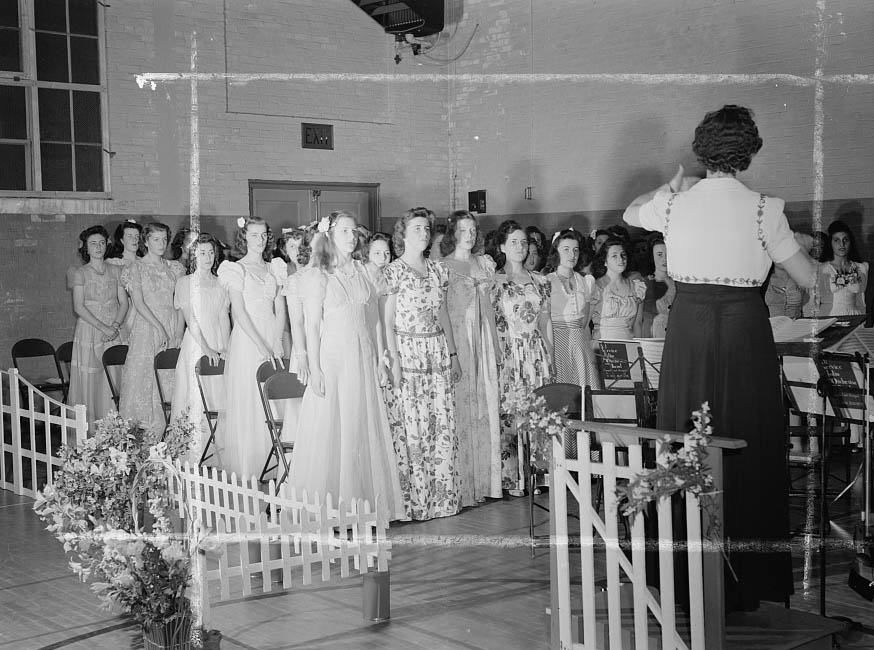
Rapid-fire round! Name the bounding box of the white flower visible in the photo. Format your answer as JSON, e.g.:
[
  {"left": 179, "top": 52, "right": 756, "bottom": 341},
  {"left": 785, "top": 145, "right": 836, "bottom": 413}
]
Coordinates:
[{"left": 317, "top": 216, "right": 330, "bottom": 233}]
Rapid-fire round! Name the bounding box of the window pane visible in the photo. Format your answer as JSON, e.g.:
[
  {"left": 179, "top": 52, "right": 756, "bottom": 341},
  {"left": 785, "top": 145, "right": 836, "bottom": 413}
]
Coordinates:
[
  {"left": 0, "top": 143, "right": 27, "bottom": 190},
  {"left": 39, "top": 87, "right": 71, "bottom": 141},
  {"left": 0, "top": 28, "right": 21, "bottom": 71},
  {"left": 73, "top": 90, "right": 100, "bottom": 143},
  {"left": 36, "top": 32, "right": 68, "bottom": 81},
  {"left": 0, "top": 84, "right": 26, "bottom": 139},
  {"left": 0, "top": 0, "right": 20, "bottom": 28},
  {"left": 74, "top": 144, "right": 102, "bottom": 191},
  {"left": 69, "top": 0, "right": 97, "bottom": 36},
  {"left": 35, "top": 0, "right": 66, "bottom": 32},
  {"left": 70, "top": 36, "right": 99, "bottom": 84},
  {"left": 41, "top": 142, "right": 73, "bottom": 190}
]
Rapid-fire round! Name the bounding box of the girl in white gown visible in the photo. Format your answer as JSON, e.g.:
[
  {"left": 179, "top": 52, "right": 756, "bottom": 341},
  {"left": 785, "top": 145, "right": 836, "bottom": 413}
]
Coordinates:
[
  {"left": 171, "top": 234, "right": 230, "bottom": 464},
  {"left": 288, "top": 212, "right": 405, "bottom": 519},
  {"left": 217, "top": 217, "right": 287, "bottom": 479}
]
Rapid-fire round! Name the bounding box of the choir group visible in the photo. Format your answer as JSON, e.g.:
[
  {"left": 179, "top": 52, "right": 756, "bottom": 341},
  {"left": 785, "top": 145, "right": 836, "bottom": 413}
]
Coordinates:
[{"left": 64, "top": 201, "right": 868, "bottom": 523}]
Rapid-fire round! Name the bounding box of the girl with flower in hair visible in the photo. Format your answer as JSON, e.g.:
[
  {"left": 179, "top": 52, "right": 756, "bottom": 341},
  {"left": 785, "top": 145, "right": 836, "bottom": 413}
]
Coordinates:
[
  {"left": 288, "top": 212, "right": 405, "bottom": 519},
  {"left": 216, "top": 216, "right": 287, "bottom": 479}
]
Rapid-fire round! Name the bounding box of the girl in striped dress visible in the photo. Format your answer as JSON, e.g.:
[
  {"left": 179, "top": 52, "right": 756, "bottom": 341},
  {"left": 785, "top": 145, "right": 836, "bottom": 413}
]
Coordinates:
[{"left": 544, "top": 229, "right": 600, "bottom": 389}]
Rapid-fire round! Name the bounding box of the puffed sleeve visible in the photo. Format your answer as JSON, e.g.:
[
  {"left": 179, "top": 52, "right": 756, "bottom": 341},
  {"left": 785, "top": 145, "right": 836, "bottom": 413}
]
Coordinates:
[
  {"left": 632, "top": 278, "right": 647, "bottom": 302},
  {"left": 120, "top": 262, "right": 135, "bottom": 294},
  {"left": 301, "top": 269, "right": 327, "bottom": 308},
  {"left": 270, "top": 258, "right": 289, "bottom": 289},
  {"left": 173, "top": 275, "right": 190, "bottom": 310},
  {"left": 217, "top": 261, "right": 244, "bottom": 293},
  {"left": 583, "top": 273, "right": 599, "bottom": 304},
  {"left": 168, "top": 260, "right": 186, "bottom": 279},
  {"left": 382, "top": 261, "right": 401, "bottom": 295},
  {"left": 434, "top": 260, "right": 450, "bottom": 290},
  {"left": 637, "top": 189, "right": 672, "bottom": 233},
  {"left": 481, "top": 254, "right": 497, "bottom": 275},
  {"left": 71, "top": 267, "right": 85, "bottom": 288},
  {"left": 761, "top": 197, "right": 801, "bottom": 264},
  {"left": 536, "top": 272, "right": 552, "bottom": 300}
]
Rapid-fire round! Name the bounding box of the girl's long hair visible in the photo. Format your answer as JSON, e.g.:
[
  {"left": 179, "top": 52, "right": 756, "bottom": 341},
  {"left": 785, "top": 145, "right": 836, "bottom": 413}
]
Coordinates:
[{"left": 311, "top": 211, "right": 359, "bottom": 271}]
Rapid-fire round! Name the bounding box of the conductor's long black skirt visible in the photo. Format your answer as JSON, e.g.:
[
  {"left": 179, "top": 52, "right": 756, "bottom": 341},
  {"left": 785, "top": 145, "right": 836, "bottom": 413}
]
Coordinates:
[{"left": 656, "top": 282, "right": 793, "bottom": 612}]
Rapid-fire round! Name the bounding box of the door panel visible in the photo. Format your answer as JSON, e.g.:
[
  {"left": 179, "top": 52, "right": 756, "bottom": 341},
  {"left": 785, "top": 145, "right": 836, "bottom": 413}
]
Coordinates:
[
  {"left": 251, "top": 188, "right": 313, "bottom": 229},
  {"left": 250, "top": 183, "right": 377, "bottom": 232},
  {"left": 317, "top": 190, "right": 371, "bottom": 227}
]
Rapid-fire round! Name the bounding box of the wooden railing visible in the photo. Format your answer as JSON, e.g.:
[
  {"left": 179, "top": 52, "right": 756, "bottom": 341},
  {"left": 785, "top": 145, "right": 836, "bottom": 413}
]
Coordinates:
[
  {"left": 549, "top": 421, "right": 746, "bottom": 650},
  {"left": 0, "top": 368, "right": 87, "bottom": 498}
]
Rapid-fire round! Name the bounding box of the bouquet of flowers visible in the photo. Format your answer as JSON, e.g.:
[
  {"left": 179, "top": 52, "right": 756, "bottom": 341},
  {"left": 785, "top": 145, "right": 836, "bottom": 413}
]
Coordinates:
[
  {"left": 33, "top": 413, "right": 222, "bottom": 646},
  {"left": 502, "top": 382, "right": 569, "bottom": 470},
  {"left": 833, "top": 267, "right": 860, "bottom": 289}
]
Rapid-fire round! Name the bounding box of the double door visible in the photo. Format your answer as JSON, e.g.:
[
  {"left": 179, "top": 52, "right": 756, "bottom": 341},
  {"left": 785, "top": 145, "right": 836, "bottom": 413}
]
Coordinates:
[{"left": 249, "top": 182, "right": 378, "bottom": 231}]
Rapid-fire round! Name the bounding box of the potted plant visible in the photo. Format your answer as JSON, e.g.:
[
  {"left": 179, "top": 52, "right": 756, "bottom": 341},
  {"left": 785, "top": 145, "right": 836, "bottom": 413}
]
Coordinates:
[{"left": 33, "top": 413, "right": 222, "bottom": 649}]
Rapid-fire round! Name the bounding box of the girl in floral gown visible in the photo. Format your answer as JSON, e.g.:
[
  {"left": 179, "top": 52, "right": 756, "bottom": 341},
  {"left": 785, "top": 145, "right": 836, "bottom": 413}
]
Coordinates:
[
  {"left": 171, "top": 234, "right": 230, "bottom": 464},
  {"left": 69, "top": 225, "right": 128, "bottom": 427},
  {"left": 491, "top": 220, "right": 553, "bottom": 495},
  {"left": 383, "top": 207, "right": 463, "bottom": 520},
  {"left": 119, "top": 223, "right": 184, "bottom": 434},
  {"left": 288, "top": 212, "right": 404, "bottom": 519},
  {"left": 592, "top": 239, "right": 646, "bottom": 340},
  {"left": 819, "top": 220, "right": 868, "bottom": 317},
  {"left": 217, "top": 217, "right": 287, "bottom": 480},
  {"left": 544, "top": 229, "right": 599, "bottom": 389},
  {"left": 441, "top": 211, "right": 503, "bottom": 506}
]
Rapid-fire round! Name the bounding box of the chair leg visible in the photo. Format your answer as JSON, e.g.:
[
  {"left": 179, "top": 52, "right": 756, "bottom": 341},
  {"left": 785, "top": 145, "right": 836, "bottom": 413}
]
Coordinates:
[{"left": 259, "top": 447, "right": 277, "bottom": 484}]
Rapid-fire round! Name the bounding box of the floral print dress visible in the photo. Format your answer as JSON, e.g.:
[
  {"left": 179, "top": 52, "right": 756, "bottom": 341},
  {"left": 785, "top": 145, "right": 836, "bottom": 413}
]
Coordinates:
[
  {"left": 492, "top": 271, "right": 553, "bottom": 493},
  {"left": 383, "top": 259, "right": 460, "bottom": 520}
]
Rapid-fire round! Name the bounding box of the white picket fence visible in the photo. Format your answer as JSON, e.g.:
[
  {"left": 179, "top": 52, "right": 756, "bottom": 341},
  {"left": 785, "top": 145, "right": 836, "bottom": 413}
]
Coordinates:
[
  {"left": 0, "top": 370, "right": 391, "bottom": 626},
  {"left": 549, "top": 420, "right": 745, "bottom": 650},
  {"left": 0, "top": 368, "right": 87, "bottom": 498},
  {"left": 171, "top": 462, "right": 391, "bottom": 623}
]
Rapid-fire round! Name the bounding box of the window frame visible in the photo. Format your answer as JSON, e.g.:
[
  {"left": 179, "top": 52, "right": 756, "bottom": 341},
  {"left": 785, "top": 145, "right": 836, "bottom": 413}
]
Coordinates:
[{"left": 0, "top": 0, "right": 110, "bottom": 198}]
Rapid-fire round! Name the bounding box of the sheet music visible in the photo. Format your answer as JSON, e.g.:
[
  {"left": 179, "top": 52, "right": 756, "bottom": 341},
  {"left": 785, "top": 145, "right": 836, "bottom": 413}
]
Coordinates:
[
  {"left": 633, "top": 338, "right": 664, "bottom": 390},
  {"left": 833, "top": 326, "right": 874, "bottom": 358},
  {"left": 770, "top": 316, "right": 837, "bottom": 343}
]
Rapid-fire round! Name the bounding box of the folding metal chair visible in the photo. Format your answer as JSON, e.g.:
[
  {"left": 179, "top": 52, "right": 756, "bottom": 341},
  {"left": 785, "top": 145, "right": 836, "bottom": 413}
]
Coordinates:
[
  {"left": 256, "top": 359, "right": 299, "bottom": 492},
  {"left": 526, "top": 383, "right": 582, "bottom": 553},
  {"left": 12, "top": 338, "right": 68, "bottom": 402},
  {"left": 194, "top": 355, "right": 225, "bottom": 467},
  {"left": 153, "top": 347, "right": 180, "bottom": 437},
  {"left": 102, "top": 344, "right": 128, "bottom": 410},
  {"left": 56, "top": 341, "right": 73, "bottom": 388}
]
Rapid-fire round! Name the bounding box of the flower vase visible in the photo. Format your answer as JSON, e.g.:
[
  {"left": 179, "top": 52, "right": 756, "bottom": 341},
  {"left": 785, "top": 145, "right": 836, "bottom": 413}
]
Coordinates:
[{"left": 142, "top": 615, "right": 194, "bottom": 650}]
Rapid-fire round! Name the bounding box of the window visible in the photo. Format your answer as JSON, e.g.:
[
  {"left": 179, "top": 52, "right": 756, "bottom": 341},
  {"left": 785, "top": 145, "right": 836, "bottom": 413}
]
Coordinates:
[{"left": 0, "top": 0, "right": 107, "bottom": 194}]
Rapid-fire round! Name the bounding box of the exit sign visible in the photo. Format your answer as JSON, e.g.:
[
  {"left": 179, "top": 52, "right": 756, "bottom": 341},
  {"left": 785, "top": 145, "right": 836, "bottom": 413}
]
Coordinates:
[{"left": 301, "top": 123, "right": 333, "bottom": 150}]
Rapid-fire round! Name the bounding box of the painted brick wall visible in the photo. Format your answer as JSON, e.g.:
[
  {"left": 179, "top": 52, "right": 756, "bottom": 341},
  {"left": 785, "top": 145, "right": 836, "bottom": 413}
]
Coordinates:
[
  {"left": 0, "top": 0, "right": 451, "bottom": 367},
  {"left": 449, "top": 0, "right": 874, "bottom": 217}
]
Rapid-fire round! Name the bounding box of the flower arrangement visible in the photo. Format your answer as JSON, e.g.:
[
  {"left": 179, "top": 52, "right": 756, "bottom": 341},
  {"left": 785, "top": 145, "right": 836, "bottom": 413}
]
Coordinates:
[
  {"left": 615, "top": 402, "right": 715, "bottom": 518},
  {"left": 833, "top": 267, "right": 860, "bottom": 289},
  {"left": 502, "top": 382, "right": 569, "bottom": 470},
  {"left": 33, "top": 412, "right": 222, "bottom": 647},
  {"left": 614, "top": 403, "right": 736, "bottom": 580}
]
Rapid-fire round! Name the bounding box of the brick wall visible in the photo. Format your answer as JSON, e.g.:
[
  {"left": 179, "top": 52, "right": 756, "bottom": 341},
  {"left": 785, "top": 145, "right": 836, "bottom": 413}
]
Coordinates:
[
  {"left": 449, "top": 0, "right": 874, "bottom": 215},
  {"left": 2, "top": 0, "right": 873, "bottom": 367}
]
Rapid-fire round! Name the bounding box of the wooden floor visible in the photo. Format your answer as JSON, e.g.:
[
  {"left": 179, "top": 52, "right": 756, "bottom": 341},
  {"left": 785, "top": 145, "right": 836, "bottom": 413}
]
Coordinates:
[{"left": 3, "top": 463, "right": 874, "bottom": 649}]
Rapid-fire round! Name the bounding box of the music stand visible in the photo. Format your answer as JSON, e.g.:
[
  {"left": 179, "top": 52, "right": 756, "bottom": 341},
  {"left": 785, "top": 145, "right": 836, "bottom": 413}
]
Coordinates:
[{"left": 782, "top": 350, "right": 869, "bottom": 616}]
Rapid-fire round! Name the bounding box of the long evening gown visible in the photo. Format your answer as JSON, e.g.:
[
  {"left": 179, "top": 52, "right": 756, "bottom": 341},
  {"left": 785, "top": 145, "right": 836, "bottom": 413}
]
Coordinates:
[
  {"left": 492, "top": 270, "right": 553, "bottom": 493},
  {"left": 443, "top": 254, "right": 503, "bottom": 505},
  {"left": 287, "top": 262, "right": 404, "bottom": 518},
  {"left": 383, "top": 258, "right": 460, "bottom": 521},
  {"left": 216, "top": 260, "right": 284, "bottom": 479},
  {"left": 171, "top": 273, "right": 230, "bottom": 463},
  {"left": 68, "top": 264, "right": 123, "bottom": 428},
  {"left": 119, "top": 258, "right": 183, "bottom": 434}
]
